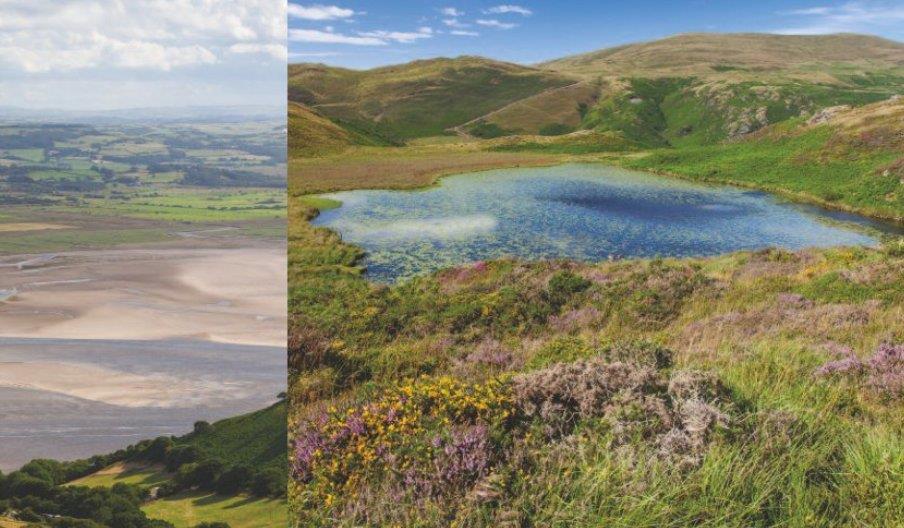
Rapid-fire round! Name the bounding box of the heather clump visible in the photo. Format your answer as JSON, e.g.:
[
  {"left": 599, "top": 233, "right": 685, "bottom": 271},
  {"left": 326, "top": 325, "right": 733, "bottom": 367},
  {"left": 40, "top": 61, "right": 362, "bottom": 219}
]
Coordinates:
[
  {"left": 294, "top": 375, "right": 515, "bottom": 516},
  {"left": 606, "top": 261, "right": 712, "bottom": 327},
  {"left": 815, "top": 342, "right": 904, "bottom": 400},
  {"left": 295, "top": 351, "right": 737, "bottom": 523},
  {"left": 512, "top": 356, "right": 732, "bottom": 464},
  {"left": 464, "top": 338, "right": 517, "bottom": 368},
  {"left": 547, "top": 305, "right": 602, "bottom": 332}
]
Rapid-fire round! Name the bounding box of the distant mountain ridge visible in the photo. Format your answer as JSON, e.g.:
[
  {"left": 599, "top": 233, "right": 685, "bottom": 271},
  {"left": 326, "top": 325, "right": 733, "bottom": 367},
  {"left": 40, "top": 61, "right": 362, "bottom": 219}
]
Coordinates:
[
  {"left": 539, "top": 33, "right": 904, "bottom": 78},
  {"left": 290, "top": 33, "right": 903, "bottom": 147},
  {"left": 0, "top": 104, "right": 287, "bottom": 124}
]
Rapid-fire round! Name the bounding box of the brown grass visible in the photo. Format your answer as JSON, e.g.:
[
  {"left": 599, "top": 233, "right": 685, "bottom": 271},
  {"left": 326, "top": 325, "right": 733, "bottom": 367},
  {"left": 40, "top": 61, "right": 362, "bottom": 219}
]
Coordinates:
[
  {"left": 540, "top": 33, "right": 904, "bottom": 82},
  {"left": 479, "top": 80, "right": 602, "bottom": 134},
  {"left": 289, "top": 144, "right": 558, "bottom": 195}
]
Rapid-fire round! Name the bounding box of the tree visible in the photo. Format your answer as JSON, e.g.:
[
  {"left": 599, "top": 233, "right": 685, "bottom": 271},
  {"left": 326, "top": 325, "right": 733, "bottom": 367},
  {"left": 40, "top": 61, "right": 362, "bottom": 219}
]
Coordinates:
[
  {"left": 192, "top": 421, "right": 213, "bottom": 435},
  {"left": 251, "top": 468, "right": 285, "bottom": 498},
  {"left": 165, "top": 445, "right": 200, "bottom": 472},
  {"left": 214, "top": 466, "right": 254, "bottom": 495}
]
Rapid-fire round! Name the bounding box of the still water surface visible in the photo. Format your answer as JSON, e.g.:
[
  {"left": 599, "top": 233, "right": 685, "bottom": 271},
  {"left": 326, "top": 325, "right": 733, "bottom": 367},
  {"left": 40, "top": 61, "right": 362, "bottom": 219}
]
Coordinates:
[{"left": 313, "top": 164, "right": 889, "bottom": 282}]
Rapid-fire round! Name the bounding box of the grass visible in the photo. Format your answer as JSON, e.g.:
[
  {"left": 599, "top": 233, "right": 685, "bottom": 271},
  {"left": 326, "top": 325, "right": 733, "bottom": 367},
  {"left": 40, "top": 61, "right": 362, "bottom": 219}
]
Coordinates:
[
  {"left": 623, "top": 99, "right": 904, "bottom": 222},
  {"left": 80, "top": 189, "right": 287, "bottom": 223},
  {"left": 67, "top": 462, "right": 170, "bottom": 488},
  {"left": 0, "top": 518, "right": 27, "bottom": 528},
  {"left": 1, "top": 148, "right": 44, "bottom": 162},
  {"left": 290, "top": 56, "right": 575, "bottom": 139},
  {"left": 289, "top": 216, "right": 904, "bottom": 524},
  {"left": 0, "top": 226, "right": 173, "bottom": 254},
  {"left": 290, "top": 143, "right": 557, "bottom": 195},
  {"left": 175, "top": 401, "right": 288, "bottom": 474},
  {"left": 142, "top": 492, "right": 286, "bottom": 528}
]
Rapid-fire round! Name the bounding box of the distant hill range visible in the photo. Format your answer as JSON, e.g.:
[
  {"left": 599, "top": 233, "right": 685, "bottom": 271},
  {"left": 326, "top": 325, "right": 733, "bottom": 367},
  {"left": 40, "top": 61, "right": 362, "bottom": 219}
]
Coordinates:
[
  {"left": 0, "top": 104, "right": 287, "bottom": 124},
  {"left": 289, "top": 33, "right": 904, "bottom": 151}
]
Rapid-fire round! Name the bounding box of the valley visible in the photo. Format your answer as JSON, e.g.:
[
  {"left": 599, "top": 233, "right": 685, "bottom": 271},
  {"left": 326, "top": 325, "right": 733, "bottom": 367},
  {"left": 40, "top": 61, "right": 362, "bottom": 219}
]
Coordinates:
[{"left": 288, "top": 33, "right": 904, "bottom": 526}]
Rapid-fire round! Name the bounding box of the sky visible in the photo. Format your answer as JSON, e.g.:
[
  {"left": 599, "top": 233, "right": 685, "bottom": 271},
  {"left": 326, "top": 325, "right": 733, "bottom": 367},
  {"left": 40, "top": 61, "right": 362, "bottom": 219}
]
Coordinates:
[
  {"left": 0, "top": 0, "right": 287, "bottom": 110},
  {"left": 288, "top": 0, "right": 904, "bottom": 69}
]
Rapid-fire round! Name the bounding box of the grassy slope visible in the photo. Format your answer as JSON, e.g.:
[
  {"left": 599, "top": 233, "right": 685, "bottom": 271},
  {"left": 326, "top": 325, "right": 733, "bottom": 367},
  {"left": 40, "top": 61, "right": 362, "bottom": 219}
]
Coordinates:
[
  {"left": 288, "top": 123, "right": 902, "bottom": 528},
  {"left": 624, "top": 98, "right": 904, "bottom": 222},
  {"left": 540, "top": 33, "right": 904, "bottom": 79},
  {"left": 142, "top": 492, "right": 286, "bottom": 528},
  {"left": 289, "top": 141, "right": 558, "bottom": 196},
  {"left": 290, "top": 34, "right": 904, "bottom": 151},
  {"left": 68, "top": 462, "right": 170, "bottom": 488},
  {"left": 290, "top": 186, "right": 904, "bottom": 525},
  {"left": 175, "top": 401, "right": 287, "bottom": 473},
  {"left": 469, "top": 79, "right": 601, "bottom": 136},
  {"left": 289, "top": 57, "right": 575, "bottom": 139},
  {"left": 69, "top": 403, "right": 287, "bottom": 527}
]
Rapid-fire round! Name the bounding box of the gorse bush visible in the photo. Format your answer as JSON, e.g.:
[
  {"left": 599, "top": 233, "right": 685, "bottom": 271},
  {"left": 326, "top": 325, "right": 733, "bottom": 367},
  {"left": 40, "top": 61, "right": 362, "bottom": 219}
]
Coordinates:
[{"left": 294, "top": 347, "right": 742, "bottom": 525}]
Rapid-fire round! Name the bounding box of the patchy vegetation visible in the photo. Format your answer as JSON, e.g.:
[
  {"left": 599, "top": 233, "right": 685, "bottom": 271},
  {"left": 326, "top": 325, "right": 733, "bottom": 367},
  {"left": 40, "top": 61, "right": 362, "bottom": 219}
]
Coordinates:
[
  {"left": 625, "top": 98, "right": 904, "bottom": 222},
  {"left": 1, "top": 404, "right": 287, "bottom": 528},
  {"left": 289, "top": 32, "right": 904, "bottom": 526},
  {"left": 290, "top": 181, "right": 904, "bottom": 525}
]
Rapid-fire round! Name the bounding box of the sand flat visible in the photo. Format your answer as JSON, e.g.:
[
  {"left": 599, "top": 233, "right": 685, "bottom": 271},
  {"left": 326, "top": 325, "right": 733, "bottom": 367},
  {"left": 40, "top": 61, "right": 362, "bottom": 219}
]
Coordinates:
[
  {"left": 0, "top": 245, "right": 286, "bottom": 347},
  {"left": 0, "top": 361, "right": 254, "bottom": 408}
]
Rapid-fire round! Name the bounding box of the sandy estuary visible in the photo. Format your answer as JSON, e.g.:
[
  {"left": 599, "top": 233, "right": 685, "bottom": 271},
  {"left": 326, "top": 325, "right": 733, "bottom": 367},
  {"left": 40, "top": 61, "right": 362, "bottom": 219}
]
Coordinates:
[{"left": 0, "top": 241, "right": 286, "bottom": 471}]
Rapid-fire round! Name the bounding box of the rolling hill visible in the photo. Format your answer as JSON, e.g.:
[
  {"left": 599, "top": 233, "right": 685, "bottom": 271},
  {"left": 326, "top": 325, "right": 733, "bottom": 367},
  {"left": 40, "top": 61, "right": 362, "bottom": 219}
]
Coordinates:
[
  {"left": 0, "top": 402, "right": 287, "bottom": 528},
  {"left": 289, "top": 33, "right": 904, "bottom": 147},
  {"left": 288, "top": 56, "right": 575, "bottom": 139},
  {"left": 540, "top": 32, "right": 904, "bottom": 80}
]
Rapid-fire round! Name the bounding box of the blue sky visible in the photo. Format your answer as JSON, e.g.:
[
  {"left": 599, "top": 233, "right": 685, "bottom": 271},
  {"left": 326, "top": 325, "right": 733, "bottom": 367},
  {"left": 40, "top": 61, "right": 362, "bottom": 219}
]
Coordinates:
[
  {"left": 1, "top": 1, "right": 286, "bottom": 111},
  {"left": 289, "top": 1, "right": 904, "bottom": 68}
]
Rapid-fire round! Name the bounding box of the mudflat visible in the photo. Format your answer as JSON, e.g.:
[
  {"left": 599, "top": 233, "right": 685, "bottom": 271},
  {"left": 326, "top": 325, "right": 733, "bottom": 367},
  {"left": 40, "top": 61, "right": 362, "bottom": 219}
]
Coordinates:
[
  {"left": 0, "top": 242, "right": 286, "bottom": 347},
  {"left": 0, "top": 238, "right": 287, "bottom": 470}
]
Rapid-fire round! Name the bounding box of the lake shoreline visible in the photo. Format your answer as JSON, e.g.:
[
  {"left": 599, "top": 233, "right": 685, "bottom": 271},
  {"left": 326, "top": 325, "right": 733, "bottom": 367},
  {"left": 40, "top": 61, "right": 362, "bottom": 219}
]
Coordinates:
[
  {"left": 308, "top": 164, "right": 888, "bottom": 283},
  {"left": 297, "top": 155, "right": 904, "bottom": 229}
]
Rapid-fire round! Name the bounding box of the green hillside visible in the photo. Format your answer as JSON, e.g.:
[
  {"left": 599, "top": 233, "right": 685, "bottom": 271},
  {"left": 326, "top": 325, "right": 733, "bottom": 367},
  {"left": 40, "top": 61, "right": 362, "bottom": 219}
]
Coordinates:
[
  {"left": 288, "top": 101, "right": 399, "bottom": 157},
  {"left": 173, "top": 401, "right": 287, "bottom": 473},
  {"left": 289, "top": 34, "right": 904, "bottom": 150},
  {"left": 0, "top": 403, "right": 286, "bottom": 528},
  {"left": 288, "top": 57, "right": 575, "bottom": 139},
  {"left": 624, "top": 97, "right": 904, "bottom": 222}
]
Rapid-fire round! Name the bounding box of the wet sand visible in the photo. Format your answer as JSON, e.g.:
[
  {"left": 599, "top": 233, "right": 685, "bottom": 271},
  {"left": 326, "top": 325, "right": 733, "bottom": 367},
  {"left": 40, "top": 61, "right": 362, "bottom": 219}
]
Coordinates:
[
  {"left": 0, "top": 338, "right": 285, "bottom": 471},
  {"left": 0, "top": 239, "right": 287, "bottom": 470},
  {"left": 0, "top": 244, "right": 286, "bottom": 347}
]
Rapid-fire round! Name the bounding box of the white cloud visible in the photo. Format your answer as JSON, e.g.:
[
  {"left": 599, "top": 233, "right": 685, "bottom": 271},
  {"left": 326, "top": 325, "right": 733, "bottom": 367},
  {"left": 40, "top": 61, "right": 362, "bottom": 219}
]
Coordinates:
[
  {"left": 229, "top": 42, "right": 288, "bottom": 60},
  {"left": 358, "top": 27, "right": 434, "bottom": 43},
  {"left": 783, "top": 6, "right": 832, "bottom": 15},
  {"left": 441, "top": 7, "right": 464, "bottom": 17},
  {"left": 476, "top": 19, "right": 518, "bottom": 29},
  {"left": 450, "top": 30, "right": 479, "bottom": 36},
  {"left": 0, "top": 0, "right": 287, "bottom": 73},
  {"left": 443, "top": 18, "right": 469, "bottom": 28},
  {"left": 290, "top": 25, "right": 434, "bottom": 46},
  {"left": 289, "top": 28, "right": 385, "bottom": 45},
  {"left": 288, "top": 4, "right": 357, "bottom": 21},
  {"left": 485, "top": 4, "right": 532, "bottom": 16},
  {"left": 773, "top": 1, "right": 904, "bottom": 35}
]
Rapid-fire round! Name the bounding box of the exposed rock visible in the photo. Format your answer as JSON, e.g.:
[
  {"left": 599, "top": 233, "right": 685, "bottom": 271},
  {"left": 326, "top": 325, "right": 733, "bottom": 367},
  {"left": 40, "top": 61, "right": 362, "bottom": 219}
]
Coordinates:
[{"left": 808, "top": 105, "right": 851, "bottom": 125}]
